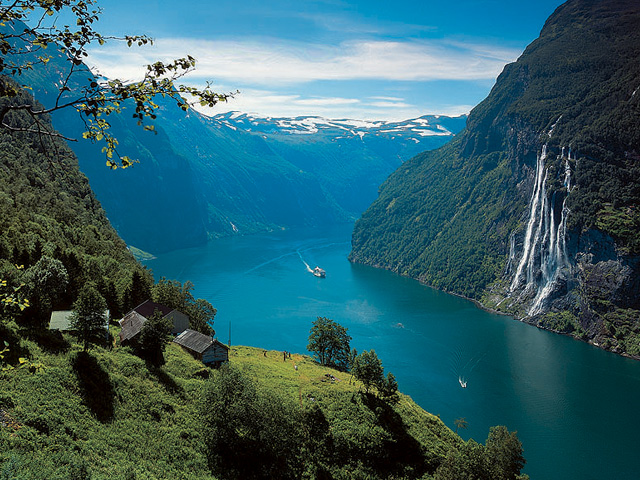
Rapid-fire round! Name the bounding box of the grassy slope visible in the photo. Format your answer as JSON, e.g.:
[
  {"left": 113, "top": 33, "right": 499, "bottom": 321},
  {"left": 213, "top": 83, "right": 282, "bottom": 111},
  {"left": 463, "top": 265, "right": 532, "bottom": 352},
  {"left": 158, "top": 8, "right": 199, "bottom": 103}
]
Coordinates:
[
  {"left": 1, "top": 331, "right": 460, "bottom": 479},
  {"left": 232, "top": 346, "right": 459, "bottom": 465}
]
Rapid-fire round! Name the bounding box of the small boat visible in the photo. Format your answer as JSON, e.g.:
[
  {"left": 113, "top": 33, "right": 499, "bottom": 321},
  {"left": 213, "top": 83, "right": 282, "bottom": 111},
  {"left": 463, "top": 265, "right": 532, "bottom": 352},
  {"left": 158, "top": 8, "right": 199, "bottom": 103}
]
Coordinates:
[
  {"left": 459, "top": 376, "right": 467, "bottom": 388},
  {"left": 313, "top": 266, "right": 326, "bottom": 278}
]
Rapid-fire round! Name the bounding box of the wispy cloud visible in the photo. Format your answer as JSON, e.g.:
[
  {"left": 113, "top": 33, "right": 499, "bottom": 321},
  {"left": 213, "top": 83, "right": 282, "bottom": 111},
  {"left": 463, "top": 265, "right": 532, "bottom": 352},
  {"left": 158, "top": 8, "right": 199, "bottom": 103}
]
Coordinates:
[
  {"left": 295, "top": 11, "right": 437, "bottom": 36},
  {"left": 369, "top": 96, "right": 406, "bottom": 102},
  {"left": 366, "top": 101, "right": 413, "bottom": 108},
  {"left": 87, "top": 37, "right": 519, "bottom": 85},
  {"left": 85, "top": 33, "right": 508, "bottom": 119},
  {"left": 295, "top": 97, "right": 361, "bottom": 106}
]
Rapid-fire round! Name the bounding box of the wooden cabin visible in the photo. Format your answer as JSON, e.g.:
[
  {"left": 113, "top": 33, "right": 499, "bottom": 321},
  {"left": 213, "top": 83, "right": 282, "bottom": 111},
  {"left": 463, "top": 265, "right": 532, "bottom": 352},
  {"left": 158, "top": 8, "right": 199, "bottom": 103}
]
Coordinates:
[
  {"left": 173, "top": 329, "right": 229, "bottom": 367},
  {"left": 49, "top": 310, "right": 109, "bottom": 333},
  {"left": 118, "top": 300, "right": 189, "bottom": 344}
]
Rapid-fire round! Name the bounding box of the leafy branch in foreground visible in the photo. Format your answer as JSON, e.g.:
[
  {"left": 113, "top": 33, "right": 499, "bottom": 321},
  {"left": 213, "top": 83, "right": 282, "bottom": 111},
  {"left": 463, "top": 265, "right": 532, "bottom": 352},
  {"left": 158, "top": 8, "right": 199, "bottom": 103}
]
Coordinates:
[{"left": 0, "top": 0, "right": 235, "bottom": 168}]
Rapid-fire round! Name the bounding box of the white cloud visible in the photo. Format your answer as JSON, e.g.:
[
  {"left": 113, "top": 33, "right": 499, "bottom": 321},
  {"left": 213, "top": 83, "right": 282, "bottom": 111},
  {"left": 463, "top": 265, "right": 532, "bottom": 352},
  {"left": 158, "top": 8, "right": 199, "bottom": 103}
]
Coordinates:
[
  {"left": 85, "top": 36, "right": 497, "bottom": 119},
  {"left": 86, "top": 36, "right": 519, "bottom": 86},
  {"left": 366, "top": 101, "right": 413, "bottom": 108},
  {"left": 369, "top": 96, "right": 406, "bottom": 102},
  {"left": 295, "top": 97, "right": 361, "bottom": 106}
]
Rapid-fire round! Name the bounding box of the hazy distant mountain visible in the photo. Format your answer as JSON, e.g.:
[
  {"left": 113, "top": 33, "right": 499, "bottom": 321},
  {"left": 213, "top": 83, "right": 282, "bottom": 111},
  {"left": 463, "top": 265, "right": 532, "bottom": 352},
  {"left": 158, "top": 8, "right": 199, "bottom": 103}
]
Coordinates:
[
  {"left": 350, "top": 0, "right": 640, "bottom": 355},
  {"left": 157, "top": 110, "right": 466, "bottom": 237},
  {"left": 1, "top": 20, "right": 465, "bottom": 253},
  {"left": 212, "top": 111, "right": 464, "bottom": 140}
]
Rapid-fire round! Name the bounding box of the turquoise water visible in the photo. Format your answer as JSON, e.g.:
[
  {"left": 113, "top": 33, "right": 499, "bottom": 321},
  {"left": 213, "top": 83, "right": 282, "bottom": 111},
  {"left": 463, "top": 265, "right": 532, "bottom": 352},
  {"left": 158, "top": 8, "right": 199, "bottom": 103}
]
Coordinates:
[{"left": 146, "top": 223, "right": 640, "bottom": 480}]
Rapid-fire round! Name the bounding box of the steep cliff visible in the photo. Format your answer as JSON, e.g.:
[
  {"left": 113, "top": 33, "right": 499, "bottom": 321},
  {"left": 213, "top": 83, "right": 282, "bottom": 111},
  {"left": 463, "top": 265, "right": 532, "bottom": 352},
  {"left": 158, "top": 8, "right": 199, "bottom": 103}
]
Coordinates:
[
  {"left": 350, "top": 0, "right": 640, "bottom": 355},
  {"left": 0, "top": 80, "right": 150, "bottom": 321}
]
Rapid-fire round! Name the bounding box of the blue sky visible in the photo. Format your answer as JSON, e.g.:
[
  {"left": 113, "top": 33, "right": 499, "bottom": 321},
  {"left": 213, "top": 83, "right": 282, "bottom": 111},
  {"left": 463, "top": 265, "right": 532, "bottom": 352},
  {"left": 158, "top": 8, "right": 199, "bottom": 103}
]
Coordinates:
[{"left": 84, "top": 0, "right": 565, "bottom": 120}]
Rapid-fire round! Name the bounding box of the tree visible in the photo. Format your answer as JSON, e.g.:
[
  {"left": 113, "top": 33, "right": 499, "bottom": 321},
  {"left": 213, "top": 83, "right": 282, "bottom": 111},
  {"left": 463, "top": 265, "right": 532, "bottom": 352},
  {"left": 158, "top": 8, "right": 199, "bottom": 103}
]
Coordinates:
[
  {"left": 137, "top": 309, "right": 172, "bottom": 366},
  {"left": 434, "top": 439, "right": 488, "bottom": 480},
  {"left": 307, "top": 316, "right": 351, "bottom": 370},
  {"left": 0, "top": 0, "right": 233, "bottom": 168},
  {"left": 201, "top": 364, "right": 303, "bottom": 479},
  {"left": 454, "top": 417, "right": 469, "bottom": 434},
  {"left": 378, "top": 371, "right": 398, "bottom": 402},
  {"left": 70, "top": 284, "right": 107, "bottom": 352},
  {"left": 120, "top": 269, "right": 152, "bottom": 313},
  {"left": 188, "top": 298, "right": 216, "bottom": 336},
  {"left": 152, "top": 278, "right": 194, "bottom": 311},
  {"left": 0, "top": 273, "right": 29, "bottom": 321},
  {"left": 434, "top": 426, "right": 528, "bottom": 480},
  {"left": 21, "top": 255, "right": 68, "bottom": 325},
  {"left": 152, "top": 278, "right": 215, "bottom": 335},
  {"left": 485, "top": 426, "right": 526, "bottom": 480},
  {"left": 352, "top": 349, "right": 384, "bottom": 394}
]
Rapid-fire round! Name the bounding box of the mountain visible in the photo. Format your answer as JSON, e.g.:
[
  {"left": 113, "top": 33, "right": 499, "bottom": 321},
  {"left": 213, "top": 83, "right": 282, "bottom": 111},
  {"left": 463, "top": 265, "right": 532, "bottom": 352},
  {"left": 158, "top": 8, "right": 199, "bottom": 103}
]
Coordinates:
[
  {"left": 1, "top": 22, "right": 465, "bottom": 253},
  {"left": 350, "top": 0, "right": 640, "bottom": 356},
  {"left": 0, "top": 79, "right": 151, "bottom": 322},
  {"left": 156, "top": 109, "right": 466, "bottom": 238},
  {"left": 212, "top": 111, "right": 464, "bottom": 141}
]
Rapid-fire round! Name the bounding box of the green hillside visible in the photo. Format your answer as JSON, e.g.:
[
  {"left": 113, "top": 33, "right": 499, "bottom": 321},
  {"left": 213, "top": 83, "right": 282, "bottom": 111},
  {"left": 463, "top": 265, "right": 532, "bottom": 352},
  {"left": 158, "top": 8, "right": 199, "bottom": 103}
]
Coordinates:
[
  {"left": 0, "top": 80, "right": 151, "bottom": 324},
  {"left": 1, "top": 334, "right": 528, "bottom": 480}
]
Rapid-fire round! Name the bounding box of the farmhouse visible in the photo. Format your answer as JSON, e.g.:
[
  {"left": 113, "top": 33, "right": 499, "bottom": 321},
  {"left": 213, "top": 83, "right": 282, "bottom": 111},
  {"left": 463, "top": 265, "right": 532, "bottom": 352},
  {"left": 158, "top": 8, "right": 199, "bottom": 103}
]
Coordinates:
[
  {"left": 173, "top": 329, "right": 229, "bottom": 367},
  {"left": 49, "top": 310, "right": 109, "bottom": 334},
  {"left": 119, "top": 300, "right": 189, "bottom": 343}
]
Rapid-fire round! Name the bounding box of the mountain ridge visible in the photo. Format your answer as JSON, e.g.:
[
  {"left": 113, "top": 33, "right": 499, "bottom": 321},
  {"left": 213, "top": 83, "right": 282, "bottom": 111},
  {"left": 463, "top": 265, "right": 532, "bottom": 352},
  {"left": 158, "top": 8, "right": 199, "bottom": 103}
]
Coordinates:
[
  {"left": 211, "top": 111, "right": 465, "bottom": 139},
  {"left": 0, "top": 22, "right": 466, "bottom": 253},
  {"left": 350, "top": 0, "right": 640, "bottom": 356}
]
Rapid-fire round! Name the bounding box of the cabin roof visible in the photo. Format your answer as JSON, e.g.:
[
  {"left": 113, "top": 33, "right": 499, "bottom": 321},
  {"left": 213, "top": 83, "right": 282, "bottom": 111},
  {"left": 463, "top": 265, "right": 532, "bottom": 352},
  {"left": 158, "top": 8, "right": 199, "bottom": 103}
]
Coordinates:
[
  {"left": 119, "top": 311, "right": 147, "bottom": 341},
  {"left": 49, "top": 310, "right": 109, "bottom": 331},
  {"left": 132, "top": 300, "right": 173, "bottom": 319},
  {"left": 173, "top": 329, "right": 228, "bottom": 354}
]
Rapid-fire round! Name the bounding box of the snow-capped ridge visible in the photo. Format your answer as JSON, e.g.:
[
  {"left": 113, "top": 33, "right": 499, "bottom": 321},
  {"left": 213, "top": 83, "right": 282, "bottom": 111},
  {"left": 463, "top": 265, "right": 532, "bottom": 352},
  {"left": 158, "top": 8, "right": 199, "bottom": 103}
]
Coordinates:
[{"left": 210, "top": 111, "right": 466, "bottom": 143}]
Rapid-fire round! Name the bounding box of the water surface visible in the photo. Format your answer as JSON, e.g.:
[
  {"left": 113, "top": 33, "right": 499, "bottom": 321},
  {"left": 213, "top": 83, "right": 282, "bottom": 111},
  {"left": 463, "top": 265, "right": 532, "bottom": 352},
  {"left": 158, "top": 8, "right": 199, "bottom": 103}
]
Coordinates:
[{"left": 146, "top": 223, "right": 640, "bottom": 480}]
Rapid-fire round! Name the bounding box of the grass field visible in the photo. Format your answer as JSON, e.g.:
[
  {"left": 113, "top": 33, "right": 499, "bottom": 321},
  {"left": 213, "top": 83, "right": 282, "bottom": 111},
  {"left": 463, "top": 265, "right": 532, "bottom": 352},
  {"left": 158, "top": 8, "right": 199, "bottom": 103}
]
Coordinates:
[{"left": 1, "top": 326, "right": 461, "bottom": 479}]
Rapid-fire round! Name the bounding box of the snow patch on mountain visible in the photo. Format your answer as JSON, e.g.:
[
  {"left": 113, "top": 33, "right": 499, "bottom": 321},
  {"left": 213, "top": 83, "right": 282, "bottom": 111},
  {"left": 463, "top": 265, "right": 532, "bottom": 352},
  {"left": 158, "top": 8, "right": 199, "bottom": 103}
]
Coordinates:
[{"left": 210, "top": 111, "right": 466, "bottom": 144}]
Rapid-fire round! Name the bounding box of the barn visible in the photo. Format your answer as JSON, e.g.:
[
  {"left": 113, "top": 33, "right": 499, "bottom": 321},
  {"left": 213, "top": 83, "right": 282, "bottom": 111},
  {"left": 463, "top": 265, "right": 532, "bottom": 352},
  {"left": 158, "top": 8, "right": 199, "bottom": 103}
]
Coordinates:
[
  {"left": 118, "top": 300, "right": 190, "bottom": 344},
  {"left": 173, "top": 329, "right": 229, "bottom": 367}
]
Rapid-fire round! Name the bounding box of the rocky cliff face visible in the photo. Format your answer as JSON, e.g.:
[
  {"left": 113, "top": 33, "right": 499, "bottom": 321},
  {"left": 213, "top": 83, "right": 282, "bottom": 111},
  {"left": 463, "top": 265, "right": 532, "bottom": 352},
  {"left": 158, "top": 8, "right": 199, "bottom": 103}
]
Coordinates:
[{"left": 351, "top": 0, "right": 640, "bottom": 356}]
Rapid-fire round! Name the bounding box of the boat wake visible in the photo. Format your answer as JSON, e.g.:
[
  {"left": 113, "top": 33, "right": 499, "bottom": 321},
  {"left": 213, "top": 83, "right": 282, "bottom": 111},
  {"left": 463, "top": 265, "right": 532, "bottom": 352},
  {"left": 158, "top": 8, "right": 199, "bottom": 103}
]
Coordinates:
[
  {"left": 298, "top": 250, "right": 325, "bottom": 277},
  {"left": 297, "top": 250, "right": 314, "bottom": 273},
  {"left": 450, "top": 347, "right": 488, "bottom": 389}
]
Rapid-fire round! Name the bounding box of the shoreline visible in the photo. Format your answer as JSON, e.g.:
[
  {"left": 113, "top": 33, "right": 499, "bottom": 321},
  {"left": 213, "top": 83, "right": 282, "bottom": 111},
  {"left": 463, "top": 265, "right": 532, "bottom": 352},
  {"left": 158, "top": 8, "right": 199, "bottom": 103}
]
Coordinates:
[{"left": 350, "top": 258, "right": 640, "bottom": 362}]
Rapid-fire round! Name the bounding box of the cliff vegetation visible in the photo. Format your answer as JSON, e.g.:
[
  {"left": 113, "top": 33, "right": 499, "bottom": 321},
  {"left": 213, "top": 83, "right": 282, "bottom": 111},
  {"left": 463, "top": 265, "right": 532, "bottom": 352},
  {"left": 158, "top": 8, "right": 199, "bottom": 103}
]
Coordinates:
[{"left": 350, "top": 0, "right": 640, "bottom": 356}]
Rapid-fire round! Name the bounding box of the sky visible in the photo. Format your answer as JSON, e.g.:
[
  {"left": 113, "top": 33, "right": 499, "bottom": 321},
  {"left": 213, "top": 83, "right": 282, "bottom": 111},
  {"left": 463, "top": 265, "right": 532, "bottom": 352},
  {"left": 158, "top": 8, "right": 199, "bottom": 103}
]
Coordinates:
[{"left": 81, "top": 0, "right": 566, "bottom": 120}]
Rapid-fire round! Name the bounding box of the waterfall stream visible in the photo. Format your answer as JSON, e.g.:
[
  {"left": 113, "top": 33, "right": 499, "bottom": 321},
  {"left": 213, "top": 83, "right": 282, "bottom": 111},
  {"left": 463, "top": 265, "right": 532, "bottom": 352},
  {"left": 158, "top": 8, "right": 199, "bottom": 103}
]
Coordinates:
[{"left": 508, "top": 143, "right": 573, "bottom": 316}]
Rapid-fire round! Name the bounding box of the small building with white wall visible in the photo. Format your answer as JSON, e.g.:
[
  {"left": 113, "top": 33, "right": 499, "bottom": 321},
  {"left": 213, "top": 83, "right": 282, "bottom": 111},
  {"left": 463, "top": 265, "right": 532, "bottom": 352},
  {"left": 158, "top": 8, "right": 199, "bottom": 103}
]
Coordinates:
[{"left": 173, "top": 329, "right": 229, "bottom": 367}]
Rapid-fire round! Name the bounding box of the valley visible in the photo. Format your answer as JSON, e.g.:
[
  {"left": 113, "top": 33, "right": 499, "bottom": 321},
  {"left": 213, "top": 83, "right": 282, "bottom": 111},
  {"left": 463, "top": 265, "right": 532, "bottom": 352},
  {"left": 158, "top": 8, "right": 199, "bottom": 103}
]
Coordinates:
[{"left": 2, "top": 0, "right": 639, "bottom": 479}]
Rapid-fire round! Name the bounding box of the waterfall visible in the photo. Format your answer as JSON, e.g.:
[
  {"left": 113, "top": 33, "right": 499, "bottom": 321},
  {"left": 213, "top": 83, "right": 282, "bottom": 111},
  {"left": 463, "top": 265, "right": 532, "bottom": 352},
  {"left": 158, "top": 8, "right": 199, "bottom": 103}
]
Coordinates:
[
  {"left": 510, "top": 145, "right": 548, "bottom": 291},
  {"left": 509, "top": 144, "right": 573, "bottom": 316},
  {"left": 505, "top": 234, "right": 517, "bottom": 274}
]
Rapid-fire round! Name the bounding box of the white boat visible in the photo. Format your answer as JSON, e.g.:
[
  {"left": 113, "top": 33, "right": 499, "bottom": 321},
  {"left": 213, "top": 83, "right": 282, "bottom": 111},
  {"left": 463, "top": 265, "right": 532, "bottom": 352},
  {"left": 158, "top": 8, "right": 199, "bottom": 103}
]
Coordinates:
[
  {"left": 459, "top": 376, "right": 467, "bottom": 388},
  {"left": 313, "top": 266, "right": 326, "bottom": 278}
]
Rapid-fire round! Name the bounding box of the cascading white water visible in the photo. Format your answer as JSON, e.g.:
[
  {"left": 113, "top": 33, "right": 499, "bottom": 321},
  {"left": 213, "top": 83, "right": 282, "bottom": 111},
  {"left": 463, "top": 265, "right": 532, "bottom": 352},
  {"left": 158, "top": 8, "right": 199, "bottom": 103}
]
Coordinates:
[
  {"left": 509, "top": 144, "right": 547, "bottom": 292},
  {"left": 510, "top": 145, "right": 549, "bottom": 292},
  {"left": 505, "top": 234, "right": 517, "bottom": 274},
  {"left": 509, "top": 143, "right": 573, "bottom": 316}
]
